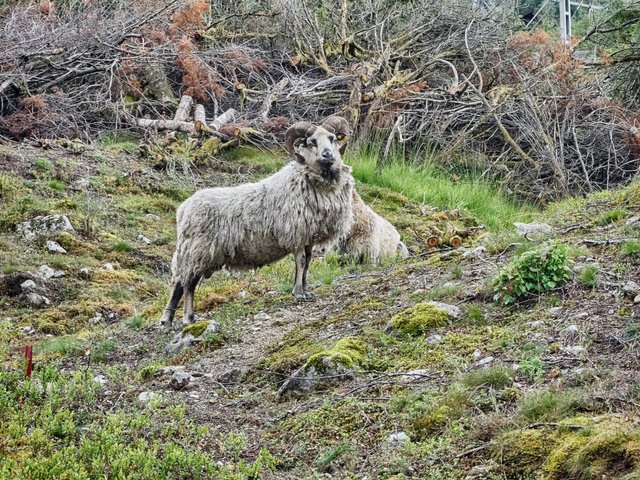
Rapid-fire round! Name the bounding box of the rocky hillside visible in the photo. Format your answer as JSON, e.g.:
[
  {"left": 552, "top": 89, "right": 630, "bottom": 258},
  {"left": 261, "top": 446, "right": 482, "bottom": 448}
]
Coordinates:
[{"left": 2, "top": 140, "right": 640, "bottom": 479}]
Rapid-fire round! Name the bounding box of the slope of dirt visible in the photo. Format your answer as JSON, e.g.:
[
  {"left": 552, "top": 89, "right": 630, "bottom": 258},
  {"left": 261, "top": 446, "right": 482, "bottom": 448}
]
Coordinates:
[{"left": 2, "top": 140, "right": 640, "bottom": 479}]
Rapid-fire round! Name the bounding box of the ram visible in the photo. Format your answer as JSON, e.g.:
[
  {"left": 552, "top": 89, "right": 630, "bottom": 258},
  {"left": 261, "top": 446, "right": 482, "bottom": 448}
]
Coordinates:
[{"left": 159, "top": 117, "right": 354, "bottom": 328}]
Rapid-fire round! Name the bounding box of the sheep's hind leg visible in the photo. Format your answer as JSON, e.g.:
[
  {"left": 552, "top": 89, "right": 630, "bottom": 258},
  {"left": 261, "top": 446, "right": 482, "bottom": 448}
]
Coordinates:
[
  {"left": 182, "top": 276, "right": 201, "bottom": 325},
  {"left": 159, "top": 282, "right": 184, "bottom": 329},
  {"left": 293, "top": 248, "right": 314, "bottom": 302},
  {"left": 302, "top": 244, "right": 315, "bottom": 301}
]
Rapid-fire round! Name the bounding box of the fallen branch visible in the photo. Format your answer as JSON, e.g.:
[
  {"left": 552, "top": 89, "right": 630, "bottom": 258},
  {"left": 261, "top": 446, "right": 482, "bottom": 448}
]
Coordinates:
[{"left": 174, "top": 95, "right": 193, "bottom": 122}]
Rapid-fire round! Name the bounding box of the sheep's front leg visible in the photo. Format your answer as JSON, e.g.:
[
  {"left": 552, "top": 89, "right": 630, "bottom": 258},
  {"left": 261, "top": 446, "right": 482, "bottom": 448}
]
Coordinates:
[
  {"left": 293, "top": 248, "right": 314, "bottom": 302},
  {"left": 159, "top": 281, "right": 184, "bottom": 329}
]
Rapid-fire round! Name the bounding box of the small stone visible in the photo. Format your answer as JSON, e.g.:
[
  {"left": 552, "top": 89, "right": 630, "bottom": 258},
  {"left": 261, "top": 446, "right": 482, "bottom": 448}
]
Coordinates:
[
  {"left": 72, "top": 178, "right": 91, "bottom": 190},
  {"left": 137, "top": 391, "right": 161, "bottom": 405},
  {"left": 564, "top": 324, "right": 580, "bottom": 340},
  {"left": 429, "top": 301, "right": 462, "bottom": 320},
  {"left": 217, "top": 367, "right": 244, "bottom": 385},
  {"left": 462, "top": 246, "right": 487, "bottom": 258},
  {"left": 238, "top": 290, "right": 249, "bottom": 298},
  {"left": 24, "top": 293, "right": 51, "bottom": 308},
  {"left": 513, "top": 222, "right": 554, "bottom": 239},
  {"left": 574, "top": 312, "right": 589, "bottom": 320},
  {"left": 472, "top": 349, "right": 482, "bottom": 360},
  {"left": 38, "top": 265, "right": 55, "bottom": 279},
  {"left": 623, "top": 281, "right": 640, "bottom": 296},
  {"left": 634, "top": 295, "right": 640, "bottom": 304},
  {"left": 563, "top": 345, "right": 585, "bottom": 356},
  {"left": 78, "top": 267, "right": 91, "bottom": 279},
  {"left": 626, "top": 216, "right": 640, "bottom": 226},
  {"left": 169, "top": 371, "right": 191, "bottom": 390},
  {"left": 145, "top": 213, "right": 161, "bottom": 221},
  {"left": 529, "top": 320, "right": 545, "bottom": 328},
  {"left": 89, "top": 312, "right": 103, "bottom": 325},
  {"left": 474, "top": 356, "right": 494, "bottom": 367},
  {"left": 93, "top": 374, "right": 108, "bottom": 387},
  {"left": 425, "top": 334, "right": 443, "bottom": 344},
  {"left": 20, "top": 279, "right": 38, "bottom": 292},
  {"left": 254, "top": 311, "right": 271, "bottom": 322},
  {"left": 137, "top": 234, "right": 152, "bottom": 245},
  {"left": 549, "top": 307, "right": 563, "bottom": 317},
  {"left": 386, "top": 431, "right": 410, "bottom": 445},
  {"left": 401, "top": 369, "right": 431, "bottom": 383},
  {"left": 465, "top": 465, "right": 492, "bottom": 480},
  {"left": 103, "top": 263, "right": 115, "bottom": 270},
  {"left": 21, "top": 325, "right": 35, "bottom": 335},
  {"left": 188, "top": 393, "right": 200, "bottom": 399},
  {"left": 46, "top": 240, "right": 67, "bottom": 254}
]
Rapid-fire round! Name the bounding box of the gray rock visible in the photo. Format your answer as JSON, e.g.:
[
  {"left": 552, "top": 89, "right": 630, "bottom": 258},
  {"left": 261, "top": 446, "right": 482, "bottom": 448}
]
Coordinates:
[
  {"left": 169, "top": 371, "right": 192, "bottom": 390},
  {"left": 549, "top": 307, "right": 563, "bottom": 317},
  {"left": 400, "top": 369, "right": 431, "bottom": 383},
  {"left": 528, "top": 320, "right": 545, "bottom": 328},
  {"left": 165, "top": 321, "right": 220, "bottom": 355},
  {"left": 564, "top": 324, "right": 580, "bottom": 341},
  {"left": 254, "top": 311, "right": 271, "bottom": 322},
  {"left": 626, "top": 216, "right": 640, "bottom": 226},
  {"left": 217, "top": 367, "right": 244, "bottom": 385},
  {"left": 429, "top": 301, "right": 462, "bottom": 320},
  {"left": 514, "top": 222, "right": 554, "bottom": 239},
  {"left": 89, "top": 312, "right": 103, "bottom": 325},
  {"left": 462, "top": 246, "right": 487, "bottom": 258},
  {"left": 145, "top": 213, "right": 161, "bottom": 221},
  {"left": 386, "top": 431, "right": 410, "bottom": 446},
  {"left": 46, "top": 240, "right": 67, "bottom": 254},
  {"left": 93, "top": 374, "right": 108, "bottom": 387},
  {"left": 137, "top": 391, "right": 161, "bottom": 405},
  {"left": 38, "top": 265, "right": 64, "bottom": 279},
  {"left": 137, "top": 234, "right": 152, "bottom": 245},
  {"left": 472, "top": 349, "right": 482, "bottom": 360},
  {"left": 103, "top": 263, "right": 115, "bottom": 270},
  {"left": 563, "top": 345, "right": 585, "bottom": 356},
  {"left": 18, "top": 214, "right": 76, "bottom": 242},
  {"left": 635, "top": 294, "right": 640, "bottom": 304},
  {"left": 474, "top": 356, "right": 494, "bottom": 368},
  {"left": 24, "top": 292, "right": 51, "bottom": 308},
  {"left": 21, "top": 325, "right": 35, "bottom": 335},
  {"left": 623, "top": 281, "right": 640, "bottom": 296},
  {"left": 78, "top": 267, "right": 91, "bottom": 279},
  {"left": 20, "top": 279, "right": 38, "bottom": 292},
  {"left": 425, "top": 334, "right": 443, "bottom": 344},
  {"left": 465, "top": 465, "right": 492, "bottom": 480},
  {"left": 278, "top": 356, "right": 354, "bottom": 398}
]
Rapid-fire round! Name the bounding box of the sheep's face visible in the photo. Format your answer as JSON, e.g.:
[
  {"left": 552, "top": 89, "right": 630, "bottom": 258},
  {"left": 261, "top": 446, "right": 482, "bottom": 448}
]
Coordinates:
[{"left": 293, "top": 126, "right": 344, "bottom": 180}]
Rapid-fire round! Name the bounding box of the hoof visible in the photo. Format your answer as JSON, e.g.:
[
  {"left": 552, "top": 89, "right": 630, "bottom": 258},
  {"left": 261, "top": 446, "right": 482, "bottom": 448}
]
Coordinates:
[{"left": 293, "top": 290, "right": 316, "bottom": 302}]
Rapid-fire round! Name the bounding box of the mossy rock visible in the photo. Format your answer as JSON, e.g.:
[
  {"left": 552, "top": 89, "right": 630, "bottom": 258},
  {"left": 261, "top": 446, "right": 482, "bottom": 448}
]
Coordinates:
[
  {"left": 391, "top": 302, "right": 451, "bottom": 336},
  {"left": 544, "top": 421, "right": 640, "bottom": 479},
  {"left": 307, "top": 337, "right": 367, "bottom": 371},
  {"left": 493, "top": 428, "right": 557, "bottom": 477},
  {"left": 181, "top": 320, "right": 210, "bottom": 338}
]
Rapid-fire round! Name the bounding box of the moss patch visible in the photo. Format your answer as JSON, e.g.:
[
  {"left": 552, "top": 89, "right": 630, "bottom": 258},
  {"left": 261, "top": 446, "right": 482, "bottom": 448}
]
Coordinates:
[
  {"left": 493, "top": 428, "right": 557, "bottom": 477},
  {"left": 391, "top": 302, "right": 450, "bottom": 336},
  {"left": 307, "top": 337, "right": 367, "bottom": 371},
  {"left": 181, "top": 320, "right": 210, "bottom": 338}
]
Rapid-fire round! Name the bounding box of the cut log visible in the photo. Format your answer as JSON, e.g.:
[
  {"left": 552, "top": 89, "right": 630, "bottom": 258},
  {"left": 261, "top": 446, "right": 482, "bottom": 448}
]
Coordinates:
[
  {"left": 210, "top": 108, "right": 237, "bottom": 131},
  {"left": 220, "top": 124, "right": 242, "bottom": 137},
  {"left": 193, "top": 104, "right": 206, "bottom": 131},
  {"left": 174, "top": 95, "right": 193, "bottom": 122},
  {"left": 135, "top": 118, "right": 196, "bottom": 133}
]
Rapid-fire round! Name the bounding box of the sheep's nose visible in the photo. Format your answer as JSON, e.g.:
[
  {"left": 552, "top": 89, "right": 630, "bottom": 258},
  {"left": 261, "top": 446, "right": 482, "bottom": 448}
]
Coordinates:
[{"left": 320, "top": 148, "right": 335, "bottom": 163}]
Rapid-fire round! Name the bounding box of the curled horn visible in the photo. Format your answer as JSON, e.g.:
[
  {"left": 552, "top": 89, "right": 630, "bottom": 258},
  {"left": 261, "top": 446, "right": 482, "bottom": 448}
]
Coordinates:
[
  {"left": 285, "top": 121, "right": 316, "bottom": 162},
  {"left": 321, "top": 116, "right": 350, "bottom": 154}
]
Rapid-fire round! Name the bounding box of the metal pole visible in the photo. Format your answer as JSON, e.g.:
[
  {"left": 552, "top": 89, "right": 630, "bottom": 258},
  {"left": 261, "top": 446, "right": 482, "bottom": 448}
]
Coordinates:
[{"left": 559, "top": 0, "right": 572, "bottom": 44}]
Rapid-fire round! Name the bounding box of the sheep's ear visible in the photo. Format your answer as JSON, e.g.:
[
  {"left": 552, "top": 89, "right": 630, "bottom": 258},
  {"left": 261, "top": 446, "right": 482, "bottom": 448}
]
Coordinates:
[
  {"left": 293, "top": 138, "right": 307, "bottom": 163},
  {"left": 337, "top": 133, "right": 348, "bottom": 155}
]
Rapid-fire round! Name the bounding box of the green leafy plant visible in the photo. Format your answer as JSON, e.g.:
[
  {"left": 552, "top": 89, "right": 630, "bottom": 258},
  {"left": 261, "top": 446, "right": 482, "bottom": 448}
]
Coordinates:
[{"left": 493, "top": 242, "right": 571, "bottom": 305}]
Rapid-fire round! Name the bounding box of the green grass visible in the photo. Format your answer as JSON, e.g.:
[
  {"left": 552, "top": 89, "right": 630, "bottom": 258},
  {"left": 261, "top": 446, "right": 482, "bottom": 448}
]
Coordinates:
[
  {"left": 347, "top": 150, "right": 535, "bottom": 231},
  {"left": 622, "top": 239, "right": 640, "bottom": 258}
]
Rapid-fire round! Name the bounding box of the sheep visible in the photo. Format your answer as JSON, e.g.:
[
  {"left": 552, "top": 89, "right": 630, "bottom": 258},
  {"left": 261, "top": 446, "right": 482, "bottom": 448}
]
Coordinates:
[
  {"left": 159, "top": 116, "right": 355, "bottom": 328},
  {"left": 322, "top": 189, "right": 409, "bottom": 264}
]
